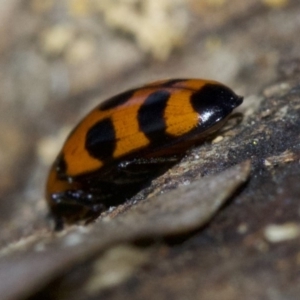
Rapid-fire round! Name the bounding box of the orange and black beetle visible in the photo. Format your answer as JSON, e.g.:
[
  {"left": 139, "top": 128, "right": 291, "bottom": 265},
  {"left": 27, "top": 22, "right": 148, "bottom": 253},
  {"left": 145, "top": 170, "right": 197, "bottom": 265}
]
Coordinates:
[{"left": 46, "top": 79, "right": 243, "bottom": 229}]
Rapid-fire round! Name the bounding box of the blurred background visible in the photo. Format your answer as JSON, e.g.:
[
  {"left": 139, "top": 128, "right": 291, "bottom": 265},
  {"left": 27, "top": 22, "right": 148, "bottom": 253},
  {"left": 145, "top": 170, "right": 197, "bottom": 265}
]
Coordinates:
[{"left": 0, "top": 0, "right": 299, "bottom": 246}]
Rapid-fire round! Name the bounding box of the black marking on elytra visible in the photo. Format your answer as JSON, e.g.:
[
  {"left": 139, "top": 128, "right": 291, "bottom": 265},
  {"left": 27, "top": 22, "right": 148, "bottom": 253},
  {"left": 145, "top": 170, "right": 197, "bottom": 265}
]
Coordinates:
[
  {"left": 138, "top": 90, "right": 170, "bottom": 142},
  {"left": 191, "top": 84, "right": 243, "bottom": 129},
  {"left": 98, "top": 89, "right": 135, "bottom": 111},
  {"left": 85, "top": 118, "right": 116, "bottom": 160},
  {"left": 156, "top": 79, "right": 186, "bottom": 87},
  {"left": 98, "top": 80, "right": 188, "bottom": 111},
  {"left": 55, "top": 154, "right": 68, "bottom": 179}
]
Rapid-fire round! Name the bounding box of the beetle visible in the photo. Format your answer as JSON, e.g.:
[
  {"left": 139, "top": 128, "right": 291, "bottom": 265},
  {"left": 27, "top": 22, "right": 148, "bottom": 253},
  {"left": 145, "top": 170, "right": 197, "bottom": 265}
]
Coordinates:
[{"left": 46, "top": 79, "right": 243, "bottom": 229}]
